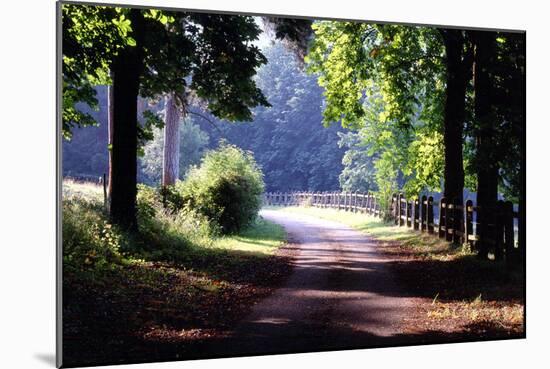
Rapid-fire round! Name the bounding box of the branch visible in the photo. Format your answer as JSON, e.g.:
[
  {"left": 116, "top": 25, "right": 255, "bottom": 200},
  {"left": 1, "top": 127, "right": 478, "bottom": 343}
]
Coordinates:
[{"left": 186, "top": 109, "right": 224, "bottom": 135}]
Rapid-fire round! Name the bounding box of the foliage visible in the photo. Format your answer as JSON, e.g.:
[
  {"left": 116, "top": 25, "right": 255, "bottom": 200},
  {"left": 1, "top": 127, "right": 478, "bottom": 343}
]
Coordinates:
[
  {"left": 176, "top": 143, "right": 265, "bottom": 234},
  {"left": 61, "top": 5, "right": 127, "bottom": 139},
  {"left": 306, "top": 21, "right": 448, "bottom": 204},
  {"left": 63, "top": 199, "right": 124, "bottom": 269},
  {"left": 402, "top": 129, "right": 445, "bottom": 197}
]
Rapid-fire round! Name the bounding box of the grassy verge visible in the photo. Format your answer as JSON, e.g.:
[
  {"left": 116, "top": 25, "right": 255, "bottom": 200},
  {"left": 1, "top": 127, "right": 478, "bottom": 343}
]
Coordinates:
[
  {"left": 271, "top": 206, "right": 524, "bottom": 339},
  {"left": 213, "top": 218, "right": 286, "bottom": 256},
  {"left": 62, "top": 183, "right": 290, "bottom": 366}
]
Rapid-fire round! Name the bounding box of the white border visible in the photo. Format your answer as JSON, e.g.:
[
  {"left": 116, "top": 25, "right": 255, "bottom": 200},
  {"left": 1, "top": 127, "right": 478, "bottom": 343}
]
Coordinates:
[{"left": 0, "top": 0, "right": 548, "bottom": 368}]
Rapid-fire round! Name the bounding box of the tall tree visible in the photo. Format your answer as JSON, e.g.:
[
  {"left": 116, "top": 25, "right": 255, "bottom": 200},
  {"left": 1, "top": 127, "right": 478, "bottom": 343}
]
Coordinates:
[
  {"left": 162, "top": 95, "right": 181, "bottom": 186},
  {"left": 109, "top": 8, "right": 145, "bottom": 228},
  {"left": 470, "top": 30, "right": 497, "bottom": 258}
]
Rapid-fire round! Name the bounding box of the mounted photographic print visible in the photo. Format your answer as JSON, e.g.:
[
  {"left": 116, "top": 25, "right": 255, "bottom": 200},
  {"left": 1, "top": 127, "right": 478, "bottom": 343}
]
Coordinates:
[{"left": 57, "top": 1, "right": 526, "bottom": 367}]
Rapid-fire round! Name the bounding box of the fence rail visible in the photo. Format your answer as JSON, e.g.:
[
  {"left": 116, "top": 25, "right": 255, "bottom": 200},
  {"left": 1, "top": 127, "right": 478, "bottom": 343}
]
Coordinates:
[{"left": 263, "top": 191, "right": 522, "bottom": 265}]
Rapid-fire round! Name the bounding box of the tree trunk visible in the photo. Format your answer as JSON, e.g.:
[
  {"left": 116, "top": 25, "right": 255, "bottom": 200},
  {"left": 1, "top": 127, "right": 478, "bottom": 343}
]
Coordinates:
[
  {"left": 109, "top": 9, "right": 144, "bottom": 230},
  {"left": 107, "top": 71, "right": 114, "bottom": 204},
  {"left": 441, "top": 30, "right": 470, "bottom": 206},
  {"left": 162, "top": 95, "right": 181, "bottom": 186},
  {"left": 471, "top": 31, "right": 498, "bottom": 258}
]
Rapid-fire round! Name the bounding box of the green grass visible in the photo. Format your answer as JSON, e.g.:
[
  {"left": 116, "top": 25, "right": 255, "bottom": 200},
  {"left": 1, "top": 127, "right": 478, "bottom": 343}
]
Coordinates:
[
  {"left": 273, "top": 206, "right": 458, "bottom": 260},
  {"left": 213, "top": 217, "right": 286, "bottom": 256}
]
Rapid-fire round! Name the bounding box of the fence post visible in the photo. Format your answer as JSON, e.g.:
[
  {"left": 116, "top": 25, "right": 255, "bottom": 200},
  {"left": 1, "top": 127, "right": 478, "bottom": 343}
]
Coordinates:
[
  {"left": 395, "top": 193, "right": 400, "bottom": 225},
  {"left": 427, "top": 196, "right": 434, "bottom": 234},
  {"left": 391, "top": 194, "right": 396, "bottom": 223},
  {"left": 342, "top": 191, "right": 346, "bottom": 211},
  {"left": 503, "top": 201, "right": 515, "bottom": 265},
  {"left": 494, "top": 200, "right": 505, "bottom": 261},
  {"left": 505, "top": 201, "right": 523, "bottom": 266},
  {"left": 371, "top": 193, "right": 375, "bottom": 215},
  {"left": 452, "top": 198, "right": 462, "bottom": 244},
  {"left": 399, "top": 193, "right": 405, "bottom": 226},
  {"left": 421, "top": 195, "right": 427, "bottom": 232},
  {"left": 405, "top": 199, "right": 411, "bottom": 227},
  {"left": 413, "top": 198, "right": 420, "bottom": 231},
  {"left": 344, "top": 191, "right": 348, "bottom": 211},
  {"left": 465, "top": 199, "right": 474, "bottom": 249},
  {"left": 438, "top": 197, "right": 446, "bottom": 238},
  {"left": 445, "top": 198, "right": 453, "bottom": 242}
]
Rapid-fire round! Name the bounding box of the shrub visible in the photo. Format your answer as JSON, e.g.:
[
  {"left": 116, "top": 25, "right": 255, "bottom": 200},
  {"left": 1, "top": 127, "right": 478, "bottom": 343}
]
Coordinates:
[
  {"left": 176, "top": 143, "right": 265, "bottom": 234},
  {"left": 62, "top": 199, "right": 124, "bottom": 269},
  {"left": 135, "top": 184, "right": 218, "bottom": 260}
]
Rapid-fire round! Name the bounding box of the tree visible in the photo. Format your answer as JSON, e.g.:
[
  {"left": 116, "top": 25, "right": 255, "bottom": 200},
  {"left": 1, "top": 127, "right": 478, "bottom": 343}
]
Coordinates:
[
  {"left": 63, "top": 4, "right": 270, "bottom": 229},
  {"left": 162, "top": 95, "right": 181, "bottom": 186}
]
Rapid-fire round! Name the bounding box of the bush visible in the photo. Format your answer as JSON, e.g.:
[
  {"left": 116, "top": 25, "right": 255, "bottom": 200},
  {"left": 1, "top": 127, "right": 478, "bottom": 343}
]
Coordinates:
[
  {"left": 176, "top": 143, "right": 265, "bottom": 234},
  {"left": 63, "top": 199, "right": 124, "bottom": 269},
  {"left": 134, "top": 184, "right": 218, "bottom": 259}
]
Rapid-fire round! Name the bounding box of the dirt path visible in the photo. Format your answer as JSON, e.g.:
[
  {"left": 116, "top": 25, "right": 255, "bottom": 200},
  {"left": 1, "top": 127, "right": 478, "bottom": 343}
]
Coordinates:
[{"left": 206, "top": 209, "right": 417, "bottom": 356}]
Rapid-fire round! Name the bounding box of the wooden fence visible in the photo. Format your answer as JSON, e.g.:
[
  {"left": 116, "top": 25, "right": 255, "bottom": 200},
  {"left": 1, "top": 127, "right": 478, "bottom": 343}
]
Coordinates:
[
  {"left": 264, "top": 191, "right": 384, "bottom": 216},
  {"left": 264, "top": 191, "right": 522, "bottom": 265}
]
